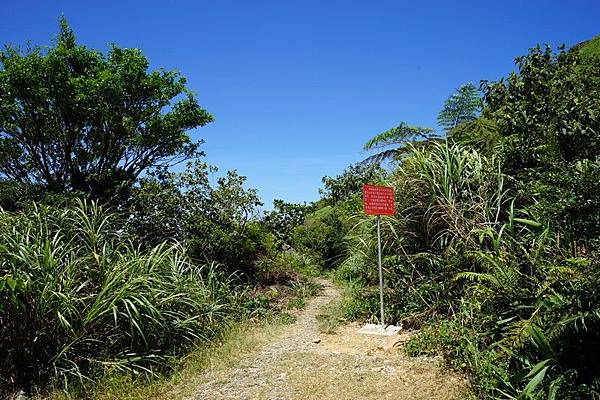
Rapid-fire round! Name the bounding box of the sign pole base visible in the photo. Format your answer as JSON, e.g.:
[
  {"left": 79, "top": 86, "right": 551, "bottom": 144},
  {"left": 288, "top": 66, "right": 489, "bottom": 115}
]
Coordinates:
[{"left": 357, "top": 323, "right": 401, "bottom": 336}]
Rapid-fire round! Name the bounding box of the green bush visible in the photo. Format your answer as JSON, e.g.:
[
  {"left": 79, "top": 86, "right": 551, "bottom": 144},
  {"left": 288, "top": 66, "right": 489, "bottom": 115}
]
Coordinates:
[
  {"left": 263, "top": 200, "right": 312, "bottom": 248},
  {"left": 482, "top": 45, "right": 600, "bottom": 245},
  {"left": 291, "top": 205, "right": 349, "bottom": 269},
  {"left": 128, "top": 162, "right": 271, "bottom": 279},
  {"left": 334, "top": 140, "right": 600, "bottom": 398},
  {"left": 0, "top": 200, "right": 240, "bottom": 396}
]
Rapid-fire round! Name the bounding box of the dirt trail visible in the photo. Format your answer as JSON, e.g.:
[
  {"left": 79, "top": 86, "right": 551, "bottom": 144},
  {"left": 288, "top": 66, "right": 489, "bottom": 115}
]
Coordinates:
[{"left": 191, "top": 280, "right": 469, "bottom": 400}]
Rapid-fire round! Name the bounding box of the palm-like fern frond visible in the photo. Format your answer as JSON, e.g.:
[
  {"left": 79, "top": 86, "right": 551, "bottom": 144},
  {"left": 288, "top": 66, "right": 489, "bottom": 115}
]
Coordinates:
[
  {"left": 437, "top": 83, "right": 481, "bottom": 131},
  {"left": 363, "top": 123, "right": 435, "bottom": 151},
  {"left": 361, "top": 122, "right": 438, "bottom": 165}
]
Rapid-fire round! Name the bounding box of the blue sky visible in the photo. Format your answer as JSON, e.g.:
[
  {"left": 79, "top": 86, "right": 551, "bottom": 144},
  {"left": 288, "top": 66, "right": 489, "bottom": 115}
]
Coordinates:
[{"left": 2, "top": 1, "right": 599, "bottom": 207}]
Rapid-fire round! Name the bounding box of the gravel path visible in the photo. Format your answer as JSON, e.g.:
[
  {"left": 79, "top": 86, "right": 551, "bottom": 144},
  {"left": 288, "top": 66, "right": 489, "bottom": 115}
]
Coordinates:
[{"left": 191, "top": 280, "right": 469, "bottom": 400}]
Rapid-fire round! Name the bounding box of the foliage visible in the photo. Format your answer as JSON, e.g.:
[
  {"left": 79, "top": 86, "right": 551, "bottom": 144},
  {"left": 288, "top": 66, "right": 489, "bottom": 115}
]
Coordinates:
[
  {"left": 0, "top": 18, "right": 212, "bottom": 202},
  {"left": 333, "top": 139, "right": 600, "bottom": 398},
  {"left": 339, "top": 141, "right": 511, "bottom": 322},
  {"left": 574, "top": 35, "right": 600, "bottom": 61},
  {"left": 448, "top": 117, "right": 501, "bottom": 156},
  {"left": 361, "top": 122, "right": 438, "bottom": 164},
  {"left": 289, "top": 163, "right": 386, "bottom": 270},
  {"left": 291, "top": 205, "right": 348, "bottom": 269},
  {"left": 319, "top": 163, "right": 385, "bottom": 205},
  {"left": 437, "top": 83, "right": 481, "bottom": 131},
  {"left": 482, "top": 44, "right": 600, "bottom": 243},
  {"left": 0, "top": 16, "right": 321, "bottom": 400},
  {"left": 0, "top": 180, "right": 44, "bottom": 211},
  {"left": 0, "top": 200, "right": 240, "bottom": 396},
  {"left": 263, "top": 200, "right": 312, "bottom": 248},
  {"left": 3, "top": 17, "right": 599, "bottom": 400},
  {"left": 128, "top": 161, "right": 268, "bottom": 278},
  {"left": 257, "top": 248, "right": 322, "bottom": 280}
]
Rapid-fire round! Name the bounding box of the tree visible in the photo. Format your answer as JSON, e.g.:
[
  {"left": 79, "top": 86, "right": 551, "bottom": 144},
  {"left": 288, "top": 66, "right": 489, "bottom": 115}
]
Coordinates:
[
  {"left": 129, "top": 161, "right": 267, "bottom": 277},
  {"left": 437, "top": 83, "right": 481, "bottom": 131},
  {"left": 447, "top": 117, "right": 500, "bottom": 155},
  {"left": 263, "top": 199, "right": 311, "bottom": 247},
  {"left": 291, "top": 205, "right": 347, "bottom": 269},
  {"left": 0, "top": 18, "right": 213, "bottom": 202},
  {"left": 361, "top": 122, "right": 437, "bottom": 165},
  {"left": 482, "top": 44, "right": 600, "bottom": 242},
  {"left": 320, "top": 163, "right": 385, "bottom": 204}
]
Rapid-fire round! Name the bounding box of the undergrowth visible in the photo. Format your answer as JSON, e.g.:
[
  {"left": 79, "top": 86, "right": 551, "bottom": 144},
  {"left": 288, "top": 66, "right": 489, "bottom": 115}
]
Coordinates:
[
  {"left": 318, "top": 141, "right": 600, "bottom": 398},
  {"left": 0, "top": 200, "right": 322, "bottom": 398}
]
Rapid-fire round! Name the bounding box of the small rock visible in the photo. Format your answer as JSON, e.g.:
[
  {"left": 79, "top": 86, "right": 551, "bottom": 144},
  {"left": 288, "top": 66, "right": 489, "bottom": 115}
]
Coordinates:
[{"left": 312, "top": 338, "right": 321, "bottom": 344}]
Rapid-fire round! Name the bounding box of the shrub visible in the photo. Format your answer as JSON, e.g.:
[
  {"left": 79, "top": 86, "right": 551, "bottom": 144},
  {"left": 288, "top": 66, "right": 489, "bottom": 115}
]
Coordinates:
[
  {"left": 482, "top": 45, "right": 600, "bottom": 244},
  {"left": 291, "top": 205, "right": 349, "bottom": 269},
  {"left": 128, "top": 161, "right": 270, "bottom": 279},
  {"left": 336, "top": 141, "right": 600, "bottom": 398},
  {"left": 0, "top": 200, "right": 239, "bottom": 396}
]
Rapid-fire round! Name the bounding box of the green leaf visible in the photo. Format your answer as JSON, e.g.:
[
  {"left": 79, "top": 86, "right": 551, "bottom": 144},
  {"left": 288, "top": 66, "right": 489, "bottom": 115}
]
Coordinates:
[
  {"left": 6, "top": 275, "right": 16, "bottom": 291},
  {"left": 512, "top": 218, "right": 543, "bottom": 228},
  {"left": 522, "top": 360, "right": 550, "bottom": 397},
  {"left": 547, "top": 376, "right": 562, "bottom": 400}
]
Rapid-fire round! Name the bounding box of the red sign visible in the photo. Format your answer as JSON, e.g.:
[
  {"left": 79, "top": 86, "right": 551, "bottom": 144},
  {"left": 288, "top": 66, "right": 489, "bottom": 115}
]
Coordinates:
[{"left": 363, "top": 184, "right": 395, "bottom": 215}]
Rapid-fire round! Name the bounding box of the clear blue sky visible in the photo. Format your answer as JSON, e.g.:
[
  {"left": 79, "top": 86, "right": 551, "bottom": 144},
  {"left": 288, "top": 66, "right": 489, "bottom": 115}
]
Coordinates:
[{"left": 2, "top": 1, "right": 599, "bottom": 207}]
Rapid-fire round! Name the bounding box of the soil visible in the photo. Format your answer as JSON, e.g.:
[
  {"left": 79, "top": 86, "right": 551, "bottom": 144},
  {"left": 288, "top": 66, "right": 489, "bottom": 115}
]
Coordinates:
[{"left": 190, "top": 280, "right": 470, "bottom": 400}]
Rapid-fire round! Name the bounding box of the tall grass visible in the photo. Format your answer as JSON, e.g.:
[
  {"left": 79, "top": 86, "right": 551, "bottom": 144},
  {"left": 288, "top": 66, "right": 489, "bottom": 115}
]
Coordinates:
[
  {"left": 336, "top": 141, "right": 600, "bottom": 397},
  {"left": 0, "top": 200, "right": 239, "bottom": 396}
]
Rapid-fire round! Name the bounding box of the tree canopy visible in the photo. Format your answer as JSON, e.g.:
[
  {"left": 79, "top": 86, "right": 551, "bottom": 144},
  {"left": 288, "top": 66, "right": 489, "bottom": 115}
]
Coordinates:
[
  {"left": 361, "top": 122, "right": 437, "bottom": 165},
  {"left": 482, "top": 44, "right": 600, "bottom": 240},
  {"left": 0, "top": 18, "right": 213, "bottom": 201},
  {"left": 437, "top": 82, "right": 480, "bottom": 131}
]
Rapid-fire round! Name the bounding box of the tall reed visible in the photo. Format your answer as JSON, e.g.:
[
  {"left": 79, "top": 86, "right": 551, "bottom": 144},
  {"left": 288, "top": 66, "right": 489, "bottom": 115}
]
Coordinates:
[{"left": 0, "top": 200, "right": 238, "bottom": 395}]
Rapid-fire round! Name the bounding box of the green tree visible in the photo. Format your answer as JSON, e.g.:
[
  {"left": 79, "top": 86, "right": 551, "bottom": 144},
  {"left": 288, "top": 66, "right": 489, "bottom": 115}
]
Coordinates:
[
  {"left": 437, "top": 82, "right": 481, "bottom": 131},
  {"left": 263, "top": 199, "right": 312, "bottom": 247},
  {"left": 291, "top": 205, "right": 347, "bottom": 269},
  {"left": 362, "top": 122, "right": 437, "bottom": 164},
  {"left": 0, "top": 18, "right": 213, "bottom": 202},
  {"left": 447, "top": 117, "right": 500, "bottom": 155},
  {"left": 320, "top": 163, "right": 385, "bottom": 204},
  {"left": 482, "top": 44, "right": 600, "bottom": 241},
  {"left": 129, "top": 161, "right": 267, "bottom": 277}
]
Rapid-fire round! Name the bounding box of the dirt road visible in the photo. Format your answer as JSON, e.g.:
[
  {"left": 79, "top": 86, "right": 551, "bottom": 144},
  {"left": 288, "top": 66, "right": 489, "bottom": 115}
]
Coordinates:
[{"left": 191, "top": 280, "right": 470, "bottom": 400}]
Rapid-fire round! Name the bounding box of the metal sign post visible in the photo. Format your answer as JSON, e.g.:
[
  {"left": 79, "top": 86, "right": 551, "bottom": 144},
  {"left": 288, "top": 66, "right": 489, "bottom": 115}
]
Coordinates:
[
  {"left": 357, "top": 184, "right": 401, "bottom": 336},
  {"left": 376, "top": 215, "right": 385, "bottom": 330}
]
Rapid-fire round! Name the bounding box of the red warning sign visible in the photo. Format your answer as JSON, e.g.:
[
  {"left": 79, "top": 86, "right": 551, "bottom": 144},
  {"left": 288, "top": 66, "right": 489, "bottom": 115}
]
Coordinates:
[{"left": 363, "top": 184, "right": 395, "bottom": 216}]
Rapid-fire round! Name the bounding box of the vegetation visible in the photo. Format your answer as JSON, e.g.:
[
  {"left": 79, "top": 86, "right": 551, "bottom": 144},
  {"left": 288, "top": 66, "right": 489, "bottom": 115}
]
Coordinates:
[
  {"left": 0, "top": 18, "right": 212, "bottom": 204},
  {"left": 128, "top": 161, "right": 269, "bottom": 278},
  {"left": 2, "top": 14, "right": 600, "bottom": 400},
  {"left": 482, "top": 44, "right": 600, "bottom": 243},
  {"left": 361, "top": 122, "right": 438, "bottom": 164},
  {"left": 437, "top": 83, "right": 481, "bottom": 131},
  {"left": 299, "top": 38, "right": 600, "bottom": 399},
  {"left": 0, "top": 200, "right": 242, "bottom": 393},
  {"left": 0, "top": 20, "right": 321, "bottom": 398},
  {"left": 575, "top": 35, "right": 600, "bottom": 61}
]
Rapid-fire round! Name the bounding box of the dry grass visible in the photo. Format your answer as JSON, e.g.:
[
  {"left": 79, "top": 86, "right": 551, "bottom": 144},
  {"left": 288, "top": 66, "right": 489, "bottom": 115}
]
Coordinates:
[
  {"left": 43, "top": 316, "right": 290, "bottom": 400},
  {"left": 45, "top": 280, "right": 472, "bottom": 400},
  {"left": 192, "top": 281, "right": 473, "bottom": 400}
]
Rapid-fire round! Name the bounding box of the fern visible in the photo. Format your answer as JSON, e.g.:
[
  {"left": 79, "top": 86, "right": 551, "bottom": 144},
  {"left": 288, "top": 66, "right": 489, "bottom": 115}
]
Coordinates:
[{"left": 361, "top": 122, "right": 438, "bottom": 164}]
